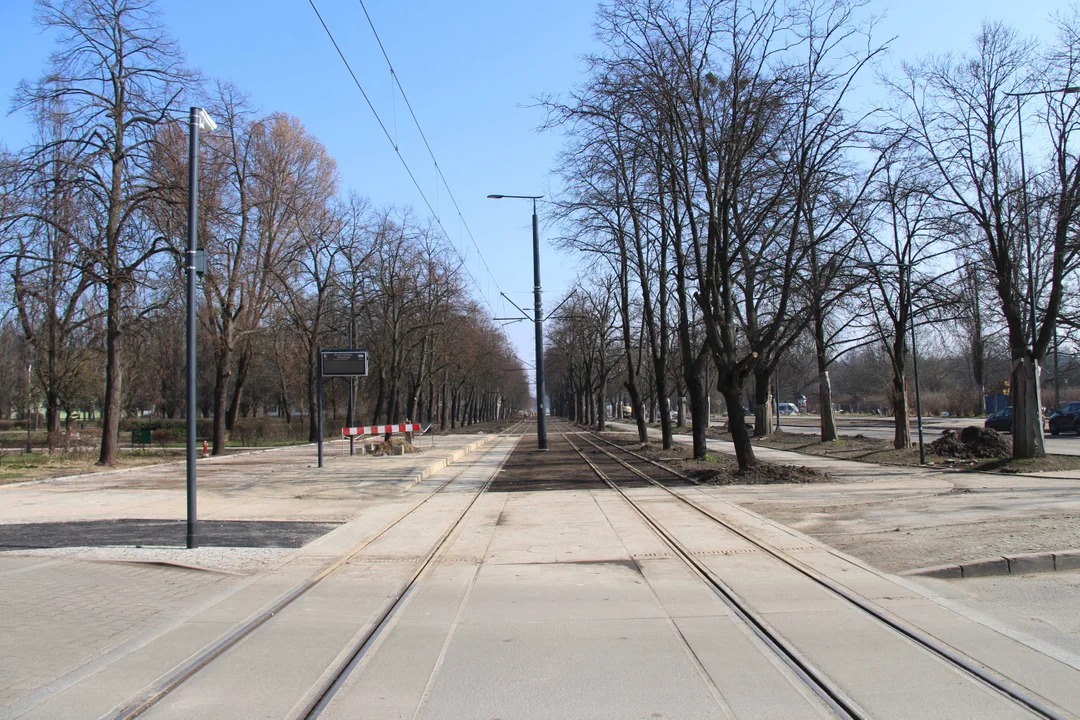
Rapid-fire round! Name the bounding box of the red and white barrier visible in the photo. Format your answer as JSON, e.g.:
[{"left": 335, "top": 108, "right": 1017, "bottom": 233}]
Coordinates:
[{"left": 342, "top": 423, "right": 422, "bottom": 437}]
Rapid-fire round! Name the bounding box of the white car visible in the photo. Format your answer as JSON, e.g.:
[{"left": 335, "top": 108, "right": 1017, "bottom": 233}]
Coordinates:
[{"left": 778, "top": 403, "right": 799, "bottom": 415}]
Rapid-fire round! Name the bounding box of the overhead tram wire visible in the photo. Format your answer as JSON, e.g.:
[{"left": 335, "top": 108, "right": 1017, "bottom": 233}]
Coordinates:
[
  {"left": 306, "top": 0, "right": 497, "bottom": 315},
  {"left": 354, "top": 0, "right": 508, "bottom": 306}
]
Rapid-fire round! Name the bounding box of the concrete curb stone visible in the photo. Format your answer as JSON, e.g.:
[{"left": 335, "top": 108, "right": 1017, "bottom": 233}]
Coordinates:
[
  {"left": 902, "top": 548, "right": 1080, "bottom": 578},
  {"left": 1054, "top": 549, "right": 1080, "bottom": 570}
]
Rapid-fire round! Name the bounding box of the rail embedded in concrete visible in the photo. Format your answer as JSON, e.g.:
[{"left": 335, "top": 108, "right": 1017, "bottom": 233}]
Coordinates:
[
  {"left": 103, "top": 421, "right": 528, "bottom": 720},
  {"left": 561, "top": 422, "right": 1071, "bottom": 720}
]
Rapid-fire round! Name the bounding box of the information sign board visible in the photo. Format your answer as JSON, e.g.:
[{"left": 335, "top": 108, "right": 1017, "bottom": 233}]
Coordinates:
[{"left": 321, "top": 350, "right": 368, "bottom": 377}]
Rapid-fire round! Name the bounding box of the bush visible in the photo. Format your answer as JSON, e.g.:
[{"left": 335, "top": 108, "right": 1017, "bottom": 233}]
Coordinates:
[
  {"left": 123, "top": 418, "right": 213, "bottom": 441},
  {"left": 232, "top": 418, "right": 309, "bottom": 446}
]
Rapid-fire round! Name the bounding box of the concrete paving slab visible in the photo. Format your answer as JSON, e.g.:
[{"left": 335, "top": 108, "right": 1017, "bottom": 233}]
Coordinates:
[
  {"left": 673, "top": 615, "right": 835, "bottom": 719},
  {"left": 320, "top": 563, "right": 481, "bottom": 720},
  {"left": 0, "top": 559, "right": 234, "bottom": 712},
  {"left": 877, "top": 593, "right": 1080, "bottom": 712},
  {"left": 15, "top": 620, "right": 235, "bottom": 720},
  {"left": 630, "top": 556, "right": 731, "bottom": 619},
  {"left": 139, "top": 622, "right": 363, "bottom": 720},
  {"left": 763, "top": 607, "right": 1035, "bottom": 719},
  {"left": 415, "top": 618, "right": 732, "bottom": 720},
  {"left": 461, "top": 562, "right": 660, "bottom": 624}
]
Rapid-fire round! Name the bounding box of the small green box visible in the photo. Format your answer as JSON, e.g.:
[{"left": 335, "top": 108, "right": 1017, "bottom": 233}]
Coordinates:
[{"left": 132, "top": 429, "right": 152, "bottom": 445}]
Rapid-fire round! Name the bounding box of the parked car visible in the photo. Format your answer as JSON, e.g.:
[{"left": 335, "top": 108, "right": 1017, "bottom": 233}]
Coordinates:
[
  {"left": 1049, "top": 402, "right": 1080, "bottom": 435},
  {"left": 984, "top": 407, "right": 1012, "bottom": 432},
  {"left": 777, "top": 403, "right": 799, "bottom": 415}
]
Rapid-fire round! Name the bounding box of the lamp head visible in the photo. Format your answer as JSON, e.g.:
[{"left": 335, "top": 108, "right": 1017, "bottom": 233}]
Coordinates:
[
  {"left": 487, "top": 194, "right": 504, "bottom": 199},
  {"left": 196, "top": 108, "right": 216, "bottom": 132}
]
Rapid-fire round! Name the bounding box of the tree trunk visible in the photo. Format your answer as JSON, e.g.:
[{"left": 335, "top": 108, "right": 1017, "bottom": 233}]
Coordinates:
[
  {"left": 721, "top": 383, "right": 757, "bottom": 470},
  {"left": 98, "top": 282, "right": 122, "bottom": 465},
  {"left": 686, "top": 369, "right": 708, "bottom": 460},
  {"left": 625, "top": 381, "right": 647, "bottom": 442},
  {"left": 753, "top": 367, "right": 775, "bottom": 437},
  {"left": 212, "top": 350, "right": 229, "bottom": 456},
  {"left": 1012, "top": 357, "right": 1045, "bottom": 458},
  {"left": 892, "top": 375, "right": 911, "bottom": 450},
  {"left": 371, "top": 375, "right": 385, "bottom": 426},
  {"left": 226, "top": 350, "right": 251, "bottom": 432},
  {"left": 439, "top": 377, "right": 448, "bottom": 431},
  {"left": 819, "top": 370, "right": 837, "bottom": 442}
]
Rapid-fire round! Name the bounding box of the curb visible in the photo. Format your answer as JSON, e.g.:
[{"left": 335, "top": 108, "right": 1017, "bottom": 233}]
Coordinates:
[
  {"left": 901, "top": 549, "right": 1080, "bottom": 578},
  {"left": 400, "top": 435, "right": 497, "bottom": 489}
]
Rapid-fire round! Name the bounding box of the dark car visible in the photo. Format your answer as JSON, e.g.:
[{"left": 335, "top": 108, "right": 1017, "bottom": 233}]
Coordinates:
[
  {"left": 1049, "top": 402, "right": 1080, "bottom": 435},
  {"left": 984, "top": 407, "right": 1012, "bottom": 432}
]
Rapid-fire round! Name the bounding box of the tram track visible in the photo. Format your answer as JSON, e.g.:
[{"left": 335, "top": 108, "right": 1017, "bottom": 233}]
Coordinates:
[
  {"left": 556, "top": 421, "right": 1069, "bottom": 720},
  {"left": 106, "top": 420, "right": 527, "bottom": 720}
]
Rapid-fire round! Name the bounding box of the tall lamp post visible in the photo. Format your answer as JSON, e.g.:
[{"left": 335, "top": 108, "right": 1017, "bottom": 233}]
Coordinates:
[
  {"left": 186, "top": 107, "right": 215, "bottom": 549},
  {"left": 487, "top": 193, "right": 547, "bottom": 450},
  {"left": 1005, "top": 86, "right": 1080, "bottom": 414},
  {"left": 860, "top": 260, "right": 925, "bottom": 464}
]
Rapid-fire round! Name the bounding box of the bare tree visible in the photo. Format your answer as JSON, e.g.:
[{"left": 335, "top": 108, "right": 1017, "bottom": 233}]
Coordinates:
[
  {"left": 895, "top": 21, "right": 1080, "bottom": 457},
  {"left": 13, "top": 0, "right": 193, "bottom": 463}
]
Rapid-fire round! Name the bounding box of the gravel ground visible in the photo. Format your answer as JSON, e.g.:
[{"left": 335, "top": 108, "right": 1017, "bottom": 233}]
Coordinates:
[
  {"left": 740, "top": 480, "right": 1080, "bottom": 573},
  {"left": 3, "top": 545, "right": 294, "bottom": 574}
]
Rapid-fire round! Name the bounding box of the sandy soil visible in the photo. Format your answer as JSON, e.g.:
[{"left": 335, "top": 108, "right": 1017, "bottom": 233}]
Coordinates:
[{"left": 737, "top": 478, "right": 1080, "bottom": 573}]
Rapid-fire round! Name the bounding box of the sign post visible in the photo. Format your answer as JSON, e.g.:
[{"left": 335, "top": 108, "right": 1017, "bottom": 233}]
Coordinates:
[{"left": 317, "top": 349, "right": 369, "bottom": 468}]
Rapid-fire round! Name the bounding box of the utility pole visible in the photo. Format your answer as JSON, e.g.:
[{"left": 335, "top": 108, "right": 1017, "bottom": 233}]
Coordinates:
[
  {"left": 25, "top": 362, "right": 32, "bottom": 454},
  {"left": 488, "top": 193, "right": 547, "bottom": 449}
]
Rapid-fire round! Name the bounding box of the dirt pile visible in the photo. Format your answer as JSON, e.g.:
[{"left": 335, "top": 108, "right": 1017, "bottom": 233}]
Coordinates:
[
  {"left": 693, "top": 463, "right": 828, "bottom": 485},
  {"left": 929, "top": 426, "right": 1011, "bottom": 459},
  {"left": 367, "top": 437, "right": 419, "bottom": 456}
]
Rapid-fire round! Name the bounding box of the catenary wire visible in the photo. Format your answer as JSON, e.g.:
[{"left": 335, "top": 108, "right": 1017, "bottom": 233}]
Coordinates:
[
  {"left": 354, "top": 0, "right": 509, "bottom": 306},
  {"left": 306, "top": 0, "right": 498, "bottom": 315}
]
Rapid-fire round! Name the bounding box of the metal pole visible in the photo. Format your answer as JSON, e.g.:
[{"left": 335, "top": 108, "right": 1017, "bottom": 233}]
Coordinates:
[
  {"left": 1055, "top": 327, "right": 1061, "bottom": 407},
  {"left": 348, "top": 319, "right": 355, "bottom": 457},
  {"left": 908, "top": 263, "right": 926, "bottom": 465},
  {"left": 533, "top": 199, "right": 548, "bottom": 450},
  {"left": 25, "top": 362, "right": 32, "bottom": 454},
  {"left": 775, "top": 371, "right": 781, "bottom": 430},
  {"left": 317, "top": 347, "right": 324, "bottom": 468},
  {"left": 186, "top": 107, "right": 199, "bottom": 549},
  {"left": 705, "top": 362, "right": 711, "bottom": 426},
  {"left": 1016, "top": 95, "right": 1038, "bottom": 354}
]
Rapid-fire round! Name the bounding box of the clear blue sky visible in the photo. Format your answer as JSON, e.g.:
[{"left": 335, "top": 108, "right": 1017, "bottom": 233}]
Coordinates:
[{"left": 0, "top": 0, "right": 1069, "bottom": 381}]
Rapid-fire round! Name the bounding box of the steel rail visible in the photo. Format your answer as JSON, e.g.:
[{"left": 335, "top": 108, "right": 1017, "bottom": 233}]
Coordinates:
[
  {"left": 297, "top": 428, "right": 524, "bottom": 718},
  {"left": 108, "top": 420, "right": 528, "bottom": 720},
  {"left": 573, "top": 425, "right": 1069, "bottom": 720},
  {"left": 557, "top": 426, "right": 863, "bottom": 720}
]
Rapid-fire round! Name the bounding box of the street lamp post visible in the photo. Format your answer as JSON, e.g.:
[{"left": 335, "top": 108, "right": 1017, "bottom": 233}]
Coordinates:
[
  {"left": 186, "top": 107, "right": 215, "bottom": 549},
  {"left": 488, "top": 194, "right": 547, "bottom": 450},
  {"left": 860, "top": 260, "right": 925, "bottom": 464}
]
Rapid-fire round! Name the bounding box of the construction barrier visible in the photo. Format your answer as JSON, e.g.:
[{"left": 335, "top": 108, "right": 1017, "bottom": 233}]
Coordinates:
[{"left": 341, "top": 423, "right": 423, "bottom": 437}]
